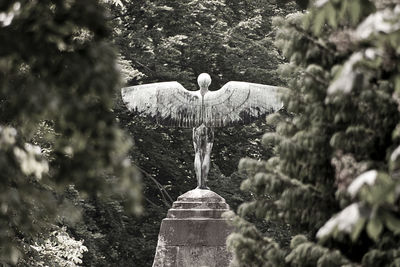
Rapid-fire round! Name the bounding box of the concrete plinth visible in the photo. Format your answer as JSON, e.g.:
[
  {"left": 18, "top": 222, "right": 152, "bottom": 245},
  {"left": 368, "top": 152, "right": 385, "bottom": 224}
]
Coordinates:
[{"left": 152, "top": 189, "right": 234, "bottom": 267}]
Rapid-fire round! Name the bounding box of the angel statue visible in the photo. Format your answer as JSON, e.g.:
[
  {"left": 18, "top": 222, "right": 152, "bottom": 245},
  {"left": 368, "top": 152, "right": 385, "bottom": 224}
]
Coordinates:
[{"left": 121, "top": 73, "right": 285, "bottom": 189}]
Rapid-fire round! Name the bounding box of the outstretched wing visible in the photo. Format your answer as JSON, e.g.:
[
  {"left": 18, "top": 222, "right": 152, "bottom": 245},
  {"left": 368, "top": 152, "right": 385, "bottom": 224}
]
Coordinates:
[
  {"left": 121, "top": 81, "right": 286, "bottom": 128},
  {"left": 121, "top": 81, "right": 203, "bottom": 127},
  {"left": 202, "top": 82, "right": 285, "bottom": 127}
]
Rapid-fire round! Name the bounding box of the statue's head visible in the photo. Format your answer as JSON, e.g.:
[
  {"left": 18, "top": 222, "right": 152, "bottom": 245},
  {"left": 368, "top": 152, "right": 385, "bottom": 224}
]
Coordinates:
[{"left": 197, "top": 73, "right": 211, "bottom": 93}]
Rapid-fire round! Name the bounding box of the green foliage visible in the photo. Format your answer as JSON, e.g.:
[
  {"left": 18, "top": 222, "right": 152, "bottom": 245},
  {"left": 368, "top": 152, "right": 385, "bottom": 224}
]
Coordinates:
[
  {"left": 225, "top": 211, "right": 287, "bottom": 267},
  {"left": 0, "top": 0, "right": 140, "bottom": 264},
  {"left": 112, "top": 0, "right": 293, "bottom": 88},
  {"left": 230, "top": 0, "right": 400, "bottom": 266},
  {"left": 306, "top": 0, "right": 375, "bottom": 35},
  {"left": 25, "top": 226, "right": 88, "bottom": 267},
  {"left": 102, "top": 1, "right": 297, "bottom": 265},
  {"left": 60, "top": 186, "right": 162, "bottom": 267},
  {"left": 285, "top": 235, "right": 350, "bottom": 267}
]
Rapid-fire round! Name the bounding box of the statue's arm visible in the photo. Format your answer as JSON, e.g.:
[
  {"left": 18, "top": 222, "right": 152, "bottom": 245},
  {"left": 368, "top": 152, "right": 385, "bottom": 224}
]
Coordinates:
[{"left": 192, "top": 128, "right": 198, "bottom": 151}]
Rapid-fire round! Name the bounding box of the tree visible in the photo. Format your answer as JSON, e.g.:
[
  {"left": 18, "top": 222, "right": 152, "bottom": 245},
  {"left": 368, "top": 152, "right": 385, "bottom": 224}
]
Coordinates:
[
  {"left": 95, "top": 0, "right": 296, "bottom": 265},
  {"left": 0, "top": 0, "right": 140, "bottom": 264},
  {"left": 111, "top": 0, "right": 290, "bottom": 88},
  {"left": 228, "top": 0, "right": 400, "bottom": 266}
]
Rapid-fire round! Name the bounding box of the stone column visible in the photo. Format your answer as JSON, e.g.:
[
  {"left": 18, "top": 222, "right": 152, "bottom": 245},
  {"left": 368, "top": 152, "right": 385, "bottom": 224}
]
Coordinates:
[{"left": 152, "top": 189, "right": 234, "bottom": 267}]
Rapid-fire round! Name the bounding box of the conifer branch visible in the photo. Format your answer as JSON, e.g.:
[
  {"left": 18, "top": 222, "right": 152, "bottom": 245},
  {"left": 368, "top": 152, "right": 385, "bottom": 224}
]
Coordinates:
[
  {"left": 144, "top": 196, "right": 161, "bottom": 209},
  {"left": 289, "top": 23, "right": 336, "bottom": 55},
  {"left": 303, "top": 70, "right": 329, "bottom": 87},
  {"left": 131, "top": 162, "right": 173, "bottom": 207},
  {"left": 131, "top": 58, "right": 157, "bottom": 75}
]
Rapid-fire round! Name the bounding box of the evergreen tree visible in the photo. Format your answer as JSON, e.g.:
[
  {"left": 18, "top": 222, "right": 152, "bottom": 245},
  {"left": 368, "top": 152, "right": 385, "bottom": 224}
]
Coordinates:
[
  {"left": 228, "top": 0, "right": 400, "bottom": 266},
  {"left": 0, "top": 1, "right": 140, "bottom": 264}
]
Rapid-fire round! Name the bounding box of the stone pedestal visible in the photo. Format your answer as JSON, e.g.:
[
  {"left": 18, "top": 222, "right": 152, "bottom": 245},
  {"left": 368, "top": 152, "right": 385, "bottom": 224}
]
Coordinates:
[{"left": 152, "top": 189, "right": 234, "bottom": 267}]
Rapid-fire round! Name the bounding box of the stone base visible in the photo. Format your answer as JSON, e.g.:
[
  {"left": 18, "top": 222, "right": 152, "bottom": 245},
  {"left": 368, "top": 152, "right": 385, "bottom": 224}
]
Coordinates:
[{"left": 152, "top": 189, "right": 234, "bottom": 267}]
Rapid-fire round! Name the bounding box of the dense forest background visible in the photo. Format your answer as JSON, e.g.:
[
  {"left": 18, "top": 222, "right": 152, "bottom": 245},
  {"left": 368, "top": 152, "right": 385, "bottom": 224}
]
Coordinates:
[{"left": 1, "top": 0, "right": 400, "bottom": 266}]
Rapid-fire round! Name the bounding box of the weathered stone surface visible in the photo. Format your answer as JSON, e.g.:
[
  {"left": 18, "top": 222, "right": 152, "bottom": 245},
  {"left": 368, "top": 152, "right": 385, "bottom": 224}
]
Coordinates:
[
  {"left": 153, "top": 238, "right": 177, "bottom": 267},
  {"left": 159, "top": 219, "right": 232, "bottom": 246},
  {"left": 152, "top": 189, "right": 235, "bottom": 267},
  {"left": 176, "top": 246, "right": 232, "bottom": 267},
  {"left": 167, "top": 209, "right": 226, "bottom": 219},
  {"left": 176, "top": 189, "right": 227, "bottom": 202},
  {"left": 172, "top": 201, "right": 227, "bottom": 209}
]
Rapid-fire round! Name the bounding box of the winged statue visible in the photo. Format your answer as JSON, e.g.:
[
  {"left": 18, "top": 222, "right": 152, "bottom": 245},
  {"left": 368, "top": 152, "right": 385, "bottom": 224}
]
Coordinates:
[{"left": 121, "top": 73, "right": 285, "bottom": 189}]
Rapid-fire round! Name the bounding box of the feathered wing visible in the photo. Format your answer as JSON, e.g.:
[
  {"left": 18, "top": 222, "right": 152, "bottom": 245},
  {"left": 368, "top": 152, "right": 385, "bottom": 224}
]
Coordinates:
[
  {"left": 202, "top": 81, "right": 285, "bottom": 127},
  {"left": 121, "top": 81, "right": 286, "bottom": 128},
  {"left": 121, "top": 81, "right": 203, "bottom": 127}
]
